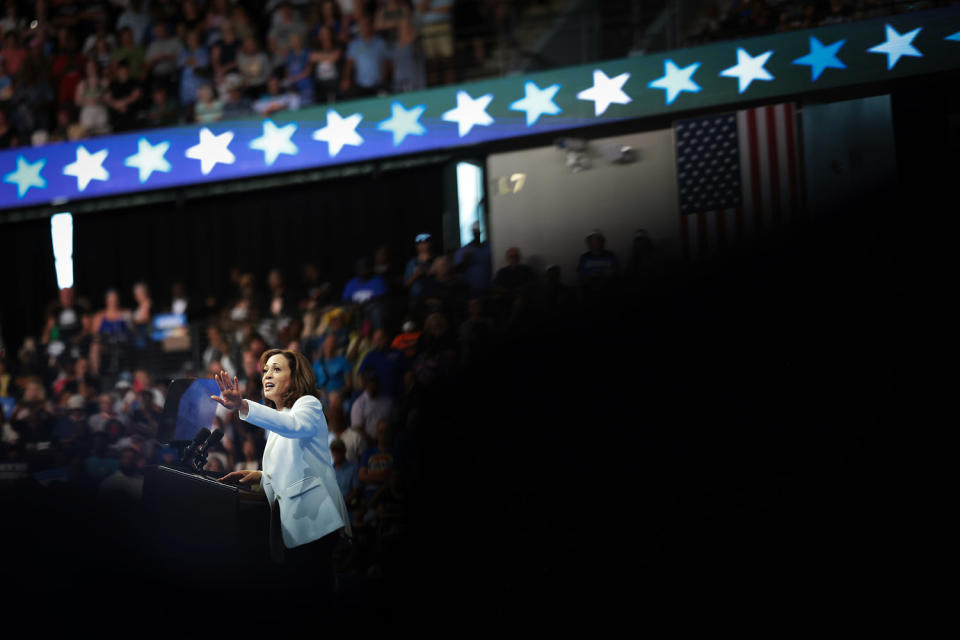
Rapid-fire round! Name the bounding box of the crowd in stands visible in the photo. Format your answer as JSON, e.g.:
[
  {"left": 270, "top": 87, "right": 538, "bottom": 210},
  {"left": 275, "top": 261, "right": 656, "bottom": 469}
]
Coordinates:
[
  {"left": 0, "top": 0, "right": 527, "bottom": 149},
  {"left": 682, "top": 0, "right": 954, "bottom": 46},
  {"left": 0, "top": 223, "right": 659, "bottom": 581}
]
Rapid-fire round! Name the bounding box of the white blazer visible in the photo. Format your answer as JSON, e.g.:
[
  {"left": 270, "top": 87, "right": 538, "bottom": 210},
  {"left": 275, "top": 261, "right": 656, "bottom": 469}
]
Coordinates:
[{"left": 240, "top": 394, "right": 351, "bottom": 548}]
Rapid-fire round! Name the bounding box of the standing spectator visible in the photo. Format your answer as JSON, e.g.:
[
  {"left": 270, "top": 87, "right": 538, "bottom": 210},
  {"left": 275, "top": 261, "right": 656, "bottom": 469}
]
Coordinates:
[
  {"left": 105, "top": 60, "right": 143, "bottom": 132},
  {"left": 313, "top": 0, "right": 346, "bottom": 46},
  {"left": 178, "top": 28, "right": 209, "bottom": 110},
  {"left": 230, "top": 5, "right": 256, "bottom": 43},
  {"left": 416, "top": 254, "right": 467, "bottom": 324},
  {"left": 142, "top": 22, "right": 183, "bottom": 91},
  {"left": 309, "top": 25, "right": 342, "bottom": 104},
  {"left": 416, "top": 0, "right": 455, "bottom": 86},
  {"left": 116, "top": 0, "right": 151, "bottom": 45},
  {"left": 0, "top": 30, "right": 27, "bottom": 78},
  {"left": 283, "top": 32, "right": 314, "bottom": 105},
  {"left": 130, "top": 281, "right": 152, "bottom": 353},
  {"left": 342, "top": 257, "right": 388, "bottom": 306},
  {"left": 403, "top": 232, "right": 436, "bottom": 307},
  {"left": 453, "top": 221, "right": 493, "bottom": 295},
  {"left": 340, "top": 12, "right": 390, "bottom": 98},
  {"left": 211, "top": 20, "right": 240, "bottom": 94},
  {"left": 576, "top": 229, "right": 620, "bottom": 288},
  {"left": 374, "top": 0, "right": 411, "bottom": 45},
  {"left": 74, "top": 60, "right": 110, "bottom": 135},
  {"left": 493, "top": 246, "right": 537, "bottom": 300},
  {"left": 267, "top": 2, "right": 309, "bottom": 58},
  {"left": 192, "top": 83, "right": 223, "bottom": 123},
  {"left": 179, "top": 0, "right": 205, "bottom": 39},
  {"left": 236, "top": 36, "right": 271, "bottom": 100},
  {"left": 9, "top": 55, "right": 54, "bottom": 143},
  {"left": 391, "top": 15, "right": 425, "bottom": 93},
  {"left": 90, "top": 289, "right": 132, "bottom": 377},
  {"left": 87, "top": 33, "right": 114, "bottom": 72},
  {"left": 350, "top": 371, "right": 394, "bottom": 445},
  {"left": 51, "top": 31, "right": 86, "bottom": 110},
  {"left": 252, "top": 73, "right": 300, "bottom": 115},
  {"left": 110, "top": 27, "right": 145, "bottom": 81}
]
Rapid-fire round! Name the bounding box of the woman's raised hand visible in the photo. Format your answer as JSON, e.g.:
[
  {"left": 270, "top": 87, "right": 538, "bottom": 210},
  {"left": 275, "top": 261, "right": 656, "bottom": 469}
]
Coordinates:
[{"left": 211, "top": 370, "right": 243, "bottom": 411}]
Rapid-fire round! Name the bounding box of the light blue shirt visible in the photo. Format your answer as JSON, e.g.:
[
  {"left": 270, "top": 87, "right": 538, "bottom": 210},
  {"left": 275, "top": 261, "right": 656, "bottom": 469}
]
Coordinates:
[{"left": 346, "top": 36, "right": 389, "bottom": 88}]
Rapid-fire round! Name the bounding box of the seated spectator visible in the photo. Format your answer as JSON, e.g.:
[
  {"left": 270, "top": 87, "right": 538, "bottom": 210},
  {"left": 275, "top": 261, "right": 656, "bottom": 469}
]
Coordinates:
[
  {"left": 417, "top": 0, "right": 456, "bottom": 86},
  {"left": 105, "top": 60, "right": 143, "bottom": 132},
  {"left": 331, "top": 438, "right": 362, "bottom": 518},
  {"left": 282, "top": 32, "right": 314, "bottom": 105},
  {"left": 142, "top": 22, "right": 183, "bottom": 91},
  {"left": 203, "top": 325, "right": 237, "bottom": 379},
  {"left": 252, "top": 73, "right": 301, "bottom": 116},
  {"left": 220, "top": 75, "right": 251, "bottom": 118},
  {"left": 313, "top": 333, "right": 353, "bottom": 400},
  {"left": 357, "top": 328, "right": 408, "bottom": 400},
  {"left": 84, "top": 431, "right": 120, "bottom": 485},
  {"left": 236, "top": 36, "right": 271, "bottom": 99},
  {"left": 493, "top": 246, "right": 537, "bottom": 299},
  {"left": 110, "top": 27, "right": 145, "bottom": 81},
  {"left": 178, "top": 28, "right": 210, "bottom": 110},
  {"left": 143, "top": 83, "right": 179, "bottom": 127},
  {"left": 87, "top": 33, "right": 115, "bottom": 72},
  {"left": 357, "top": 418, "right": 396, "bottom": 527},
  {"left": 391, "top": 15, "right": 426, "bottom": 93},
  {"left": 391, "top": 319, "right": 421, "bottom": 359},
  {"left": 458, "top": 296, "right": 496, "bottom": 367},
  {"left": 89, "top": 392, "right": 129, "bottom": 433},
  {"left": 416, "top": 254, "right": 468, "bottom": 324},
  {"left": 9, "top": 380, "right": 55, "bottom": 446},
  {"left": 310, "top": 25, "right": 342, "bottom": 104},
  {"left": 82, "top": 17, "right": 117, "bottom": 58},
  {"left": 52, "top": 393, "right": 90, "bottom": 445},
  {"left": 193, "top": 83, "right": 223, "bottom": 123},
  {"left": 326, "top": 390, "right": 363, "bottom": 461},
  {"left": 340, "top": 12, "right": 390, "bottom": 98},
  {"left": 350, "top": 370, "right": 394, "bottom": 445},
  {"left": 98, "top": 446, "right": 145, "bottom": 504},
  {"left": 51, "top": 31, "right": 86, "bottom": 110},
  {"left": 0, "top": 30, "right": 26, "bottom": 78},
  {"left": 74, "top": 59, "right": 110, "bottom": 135}
]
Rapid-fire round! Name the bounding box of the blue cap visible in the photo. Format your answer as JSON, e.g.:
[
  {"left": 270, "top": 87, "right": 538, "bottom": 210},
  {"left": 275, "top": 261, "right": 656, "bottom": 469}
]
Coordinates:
[{"left": 415, "top": 233, "right": 432, "bottom": 243}]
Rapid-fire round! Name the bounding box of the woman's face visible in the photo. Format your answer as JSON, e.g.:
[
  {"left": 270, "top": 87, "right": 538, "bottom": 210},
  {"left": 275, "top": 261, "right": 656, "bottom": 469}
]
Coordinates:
[{"left": 262, "top": 354, "right": 292, "bottom": 405}]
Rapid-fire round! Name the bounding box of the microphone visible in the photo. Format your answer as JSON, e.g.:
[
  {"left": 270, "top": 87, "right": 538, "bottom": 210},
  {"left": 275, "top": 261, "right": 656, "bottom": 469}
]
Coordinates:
[
  {"left": 179, "top": 427, "right": 211, "bottom": 467},
  {"left": 193, "top": 428, "right": 224, "bottom": 472}
]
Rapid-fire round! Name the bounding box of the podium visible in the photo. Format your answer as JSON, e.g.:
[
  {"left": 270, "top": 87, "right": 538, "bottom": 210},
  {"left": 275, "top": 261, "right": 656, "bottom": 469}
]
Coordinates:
[{"left": 140, "top": 465, "right": 270, "bottom": 572}]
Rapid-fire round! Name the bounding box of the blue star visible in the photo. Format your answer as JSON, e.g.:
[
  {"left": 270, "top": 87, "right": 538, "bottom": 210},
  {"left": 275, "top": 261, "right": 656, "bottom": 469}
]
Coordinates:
[
  {"left": 124, "top": 137, "right": 172, "bottom": 183},
  {"left": 793, "top": 37, "right": 847, "bottom": 81},
  {"left": 648, "top": 59, "right": 702, "bottom": 105},
  {"left": 510, "top": 81, "right": 562, "bottom": 126},
  {"left": 377, "top": 101, "right": 427, "bottom": 146},
  {"left": 720, "top": 47, "right": 774, "bottom": 94},
  {"left": 3, "top": 155, "right": 46, "bottom": 198},
  {"left": 63, "top": 145, "right": 110, "bottom": 191},
  {"left": 868, "top": 24, "right": 923, "bottom": 70},
  {"left": 442, "top": 90, "right": 494, "bottom": 137},
  {"left": 249, "top": 119, "right": 299, "bottom": 165},
  {"left": 947, "top": 31, "right": 960, "bottom": 42}
]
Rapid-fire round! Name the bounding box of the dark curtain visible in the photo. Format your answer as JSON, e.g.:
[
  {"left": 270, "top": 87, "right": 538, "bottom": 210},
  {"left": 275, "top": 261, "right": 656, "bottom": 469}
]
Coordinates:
[
  {"left": 0, "top": 216, "right": 58, "bottom": 358},
  {"left": 2, "top": 163, "right": 446, "bottom": 356}
]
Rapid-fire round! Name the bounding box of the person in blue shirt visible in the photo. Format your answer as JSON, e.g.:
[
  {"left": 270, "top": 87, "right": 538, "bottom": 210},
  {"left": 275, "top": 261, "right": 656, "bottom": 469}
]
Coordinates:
[
  {"left": 340, "top": 12, "right": 390, "bottom": 97},
  {"left": 283, "top": 32, "right": 314, "bottom": 105},
  {"left": 313, "top": 333, "right": 352, "bottom": 402},
  {"left": 357, "top": 328, "right": 408, "bottom": 400},
  {"left": 342, "top": 257, "right": 388, "bottom": 305},
  {"left": 453, "top": 221, "right": 492, "bottom": 295}
]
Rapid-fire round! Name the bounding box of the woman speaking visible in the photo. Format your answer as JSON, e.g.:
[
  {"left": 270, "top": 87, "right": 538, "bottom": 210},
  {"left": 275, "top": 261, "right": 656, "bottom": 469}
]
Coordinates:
[{"left": 213, "top": 348, "right": 351, "bottom": 600}]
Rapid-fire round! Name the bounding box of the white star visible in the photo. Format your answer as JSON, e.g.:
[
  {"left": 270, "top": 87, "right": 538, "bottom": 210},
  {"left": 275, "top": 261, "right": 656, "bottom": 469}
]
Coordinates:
[
  {"left": 124, "top": 137, "right": 171, "bottom": 183},
  {"left": 249, "top": 119, "right": 299, "bottom": 166},
  {"left": 63, "top": 145, "right": 109, "bottom": 192},
  {"left": 3, "top": 155, "right": 46, "bottom": 198},
  {"left": 442, "top": 90, "right": 494, "bottom": 137},
  {"left": 312, "top": 109, "right": 364, "bottom": 156},
  {"left": 868, "top": 24, "right": 923, "bottom": 70},
  {"left": 377, "top": 101, "right": 427, "bottom": 146},
  {"left": 510, "top": 81, "right": 562, "bottom": 126},
  {"left": 576, "top": 70, "right": 631, "bottom": 116},
  {"left": 648, "top": 59, "right": 702, "bottom": 105},
  {"left": 185, "top": 127, "right": 236, "bottom": 175}
]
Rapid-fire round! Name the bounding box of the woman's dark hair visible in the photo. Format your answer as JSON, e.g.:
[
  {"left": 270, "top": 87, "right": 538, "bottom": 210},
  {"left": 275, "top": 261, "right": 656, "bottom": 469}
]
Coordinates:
[{"left": 258, "top": 348, "right": 320, "bottom": 409}]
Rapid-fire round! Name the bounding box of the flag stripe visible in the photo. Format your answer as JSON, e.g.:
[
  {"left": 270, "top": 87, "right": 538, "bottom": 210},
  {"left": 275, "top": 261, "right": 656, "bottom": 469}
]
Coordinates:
[
  {"left": 766, "top": 105, "right": 782, "bottom": 226},
  {"left": 783, "top": 103, "right": 800, "bottom": 219}
]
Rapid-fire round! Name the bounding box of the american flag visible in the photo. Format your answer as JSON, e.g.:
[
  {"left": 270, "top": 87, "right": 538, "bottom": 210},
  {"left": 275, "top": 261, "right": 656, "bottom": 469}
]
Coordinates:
[{"left": 674, "top": 103, "right": 803, "bottom": 259}]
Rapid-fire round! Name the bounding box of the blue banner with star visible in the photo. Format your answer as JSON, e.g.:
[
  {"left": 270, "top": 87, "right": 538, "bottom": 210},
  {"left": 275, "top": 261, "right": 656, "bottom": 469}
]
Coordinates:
[{"left": 3, "top": 6, "right": 960, "bottom": 212}]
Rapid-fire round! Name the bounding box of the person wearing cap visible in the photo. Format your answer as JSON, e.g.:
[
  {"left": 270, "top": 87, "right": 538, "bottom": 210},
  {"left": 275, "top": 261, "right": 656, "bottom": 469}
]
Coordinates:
[
  {"left": 577, "top": 229, "right": 620, "bottom": 288},
  {"left": 403, "top": 232, "right": 436, "bottom": 307}
]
